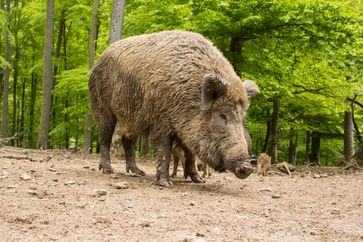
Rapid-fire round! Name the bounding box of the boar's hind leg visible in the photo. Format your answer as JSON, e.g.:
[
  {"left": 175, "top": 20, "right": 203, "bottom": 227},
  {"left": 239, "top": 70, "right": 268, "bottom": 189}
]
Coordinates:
[
  {"left": 183, "top": 149, "right": 205, "bottom": 183},
  {"left": 154, "top": 137, "right": 174, "bottom": 187},
  {"left": 97, "top": 111, "right": 116, "bottom": 174},
  {"left": 122, "top": 136, "right": 145, "bottom": 176},
  {"left": 171, "top": 152, "right": 179, "bottom": 178}
]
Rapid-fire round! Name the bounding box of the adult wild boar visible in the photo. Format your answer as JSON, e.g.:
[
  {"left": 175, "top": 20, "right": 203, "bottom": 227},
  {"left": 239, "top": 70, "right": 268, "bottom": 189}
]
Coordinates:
[{"left": 89, "top": 30, "right": 258, "bottom": 187}]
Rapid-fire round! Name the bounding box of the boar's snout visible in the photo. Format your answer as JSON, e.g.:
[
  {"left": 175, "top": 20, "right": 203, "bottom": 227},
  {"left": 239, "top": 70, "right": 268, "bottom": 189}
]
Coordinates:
[{"left": 234, "top": 161, "right": 254, "bottom": 179}]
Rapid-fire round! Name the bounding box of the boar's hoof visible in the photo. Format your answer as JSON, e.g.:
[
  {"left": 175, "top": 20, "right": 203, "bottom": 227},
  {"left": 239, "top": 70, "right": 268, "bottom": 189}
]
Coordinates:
[
  {"left": 99, "top": 163, "right": 113, "bottom": 174},
  {"left": 156, "top": 178, "right": 174, "bottom": 187},
  {"left": 235, "top": 164, "right": 254, "bottom": 179},
  {"left": 190, "top": 173, "right": 206, "bottom": 183},
  {"left": 126, "top": 164, "right": 145, "bottom": 176}
]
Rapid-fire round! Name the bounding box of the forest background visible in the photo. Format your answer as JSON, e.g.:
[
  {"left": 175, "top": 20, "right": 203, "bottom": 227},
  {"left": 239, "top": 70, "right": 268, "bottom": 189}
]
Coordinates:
[{"left": 0, "top": 0, "right": 362, "bottom": 166}]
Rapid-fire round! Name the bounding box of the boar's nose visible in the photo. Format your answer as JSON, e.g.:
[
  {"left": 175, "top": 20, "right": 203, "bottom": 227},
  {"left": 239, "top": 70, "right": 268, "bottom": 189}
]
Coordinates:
[{"left": 234, "top": 161, "right": 254, "bottom": 179}]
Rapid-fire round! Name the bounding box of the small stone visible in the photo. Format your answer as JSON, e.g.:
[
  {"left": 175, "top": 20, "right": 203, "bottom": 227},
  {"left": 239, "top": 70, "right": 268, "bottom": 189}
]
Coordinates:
[
  {"left": 313, "top": 174, "right": 321, "bottom": 179},
  {"left": 55, "top": 172, "right": 66, "bottom": 175},
  {"left": 181, "top": 192, "right": 188, "bottom": 197},
  {"left": 115, "top": 182, "right": 129, "bottom": 189},
  {"left": 190, "top": 201, "right": 195, "bottom": 206},
  {"left": 127, "top": 204, "right": 134, "bottom": 208},
  {"left": 29, "top": 185, "right": 37, "bottom": 190},
  {"left": 331, "top": 182, "right": 336, "bottom": 185},
  {"left": 98, "top": 196, "right": 106, "bottom": 201},
  {"left": 196, "top": 232, "right": 205, "bottom": 237},
  {"left": 140, "top": 221, "right": 151, "bottom": 227},
  {"left": 64, "top": 181, "right": 76, "bottom": 185},
  {"left": 48, "top": 168, "right": 56, "bottom": 172},
  {"left": 52, "top": 178, "right": 58, "bottom": 182},
  {"left": 83, "top": 165, "right": 90, "bottom": 169},
  {"left": 258, "top": 188, "right": 273, "bottom": 192},
  {"left": 331, "top": 209, "right": 340, "bottom": 215},
  {"left": 28, "top": 190, "right": 37, "bottom": 195},
  {"left": 20, "top": 173, "right": 32, "bottom": 181},
  {"left": 321, "top": 173, "right": 328, "bottom": 178},
  {"left": 310, "top": 230, "right": 318, "bottom": 235},
  {"left": 93, "top": 189, "right": 107, "bottom": 196},
  {"left": 110, "top": 174, "right": 119, "bottom": 179},
  {"left": 7, "top": 185, "right": 16, "bottom": 189},
  {"left": 272, "top": 193, "right": 282, "bottom": 199},
  {"left": 77, "top": 180, "right": 87, "bottom": 185}
]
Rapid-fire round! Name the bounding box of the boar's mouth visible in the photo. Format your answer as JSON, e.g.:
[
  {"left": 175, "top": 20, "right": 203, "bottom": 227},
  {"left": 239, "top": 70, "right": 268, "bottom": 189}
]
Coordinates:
[{"left": 232, "top": 159, "right": 254, "bottom": 179}]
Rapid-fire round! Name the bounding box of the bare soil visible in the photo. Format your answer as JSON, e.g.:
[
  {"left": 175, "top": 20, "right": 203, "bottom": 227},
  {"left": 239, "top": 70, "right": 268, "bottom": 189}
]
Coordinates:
[{"left": 0, "top": 146, "right": 362, "bottom": 242}]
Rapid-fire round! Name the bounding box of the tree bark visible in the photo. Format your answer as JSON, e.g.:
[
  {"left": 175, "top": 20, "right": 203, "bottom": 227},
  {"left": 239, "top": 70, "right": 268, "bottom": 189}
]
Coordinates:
[
  {"left": 359, "top": 136, "right": 363, "bottom": 166},
  {"left": 1, "top": 0, "right": 11, "bottom": 139},
  {"left": 109, "top": 0, "right": 126, "bottom": 45},
  {"left": 305, "top": 131, "right": 311, "bottom": 164},
  {"left": 288, "top": 129, "right": 297, "bottom": 165},
  {"left": 229, "top": 36, "right": 242, "bottom": 76},
  {"left": 38, "top": 0, "right": 55, "bottom": 149},
  {"left": 29, "top": 72, "right": 37, "bottom": 148},
  {"left": 310, "top": 131, "right": 320, "bottom": 165},
  {"left": 262, "top": 121, "right": 270, "bottom": 153},
  {"left": 270, "top": 98, "right": 279, "bottom": 164},
  {"left": 140, "top": 134, "right": 149, "bottom": 160},
  {"left": 82, "top": 0, "right": 100, "bottom": 153},
  {"left": 343, "top": 111, "right": 354, "bottom": 162}
]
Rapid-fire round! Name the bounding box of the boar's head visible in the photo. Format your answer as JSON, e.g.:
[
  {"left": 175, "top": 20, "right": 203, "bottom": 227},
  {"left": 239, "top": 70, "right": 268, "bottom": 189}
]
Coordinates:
[{"left": 197, "top": 74, "right": 258, "bottom": 179}]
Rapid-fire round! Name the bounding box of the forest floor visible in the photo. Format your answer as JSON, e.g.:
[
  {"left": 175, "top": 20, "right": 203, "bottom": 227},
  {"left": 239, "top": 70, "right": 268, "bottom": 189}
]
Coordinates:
[{"left": 0, "top": 146, "right": 362, "bottom": 242}]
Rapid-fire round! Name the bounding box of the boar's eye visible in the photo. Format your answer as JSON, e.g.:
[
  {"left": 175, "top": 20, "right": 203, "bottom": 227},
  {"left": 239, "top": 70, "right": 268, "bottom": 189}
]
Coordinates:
[{"left": 220, "top": 113, "right": 227, "bottom": 123}]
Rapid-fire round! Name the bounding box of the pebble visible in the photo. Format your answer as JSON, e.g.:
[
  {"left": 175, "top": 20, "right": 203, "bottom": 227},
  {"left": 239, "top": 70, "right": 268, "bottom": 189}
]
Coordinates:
[
  {"left": 83, "top": 165, "right": 90, "bottom": 169},
  {"left": 310, "top": 229, "right": 318, "bottom": 235},
  {"left": 64, "top": 181, "right": 76, "bottom": 185},
  {"left": 20, "top": 173, "right": 32, "bottom": 181},
  {"left": 93, "top": 189, "right": 107, "bottom": 196},
  {"left": 331, "top": 208, "right": 340, "bottom": 215},
  {"left": 258, "top": 187, "right": 273, "bottom": 192},
  {"left": 321, "top": 173, "right": 328, "bottom": 178},
  {"left": 110, "top": 174, "right": 119, "bottom": 179},
  {"left": 29, "top": 185, "right": 37, "bottom": 190},
  {"left": 27, "top": 190, "right": 37, "bottom": 195},
  {"left": 190, "top": 201, "right": 195, "bottom": 206},
  {"left": 272, "top": 193, "right": 282, "bottom": 199},
  {"left": 48, "top": 168, "right": 56, "bottom": 172},
  {"left": 115, "top": 182, "right": 129, "bottom": 189},
  {"left": 77, "top": 180, "right": 87, "bottom": 185},
  {"left": 313, "top": 174, "right": 321, "bottom": 179},
  {"left": 7, "top": 185, "right": 16, "bottom": 189}
]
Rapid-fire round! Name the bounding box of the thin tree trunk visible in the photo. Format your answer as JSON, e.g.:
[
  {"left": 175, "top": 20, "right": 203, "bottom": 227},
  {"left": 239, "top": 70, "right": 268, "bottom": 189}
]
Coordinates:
[
  {"left": 140, "top": 133, "right": 149, "bottom": 160},
  {"left": 288, "top": 129, "right": 297, "bottom": 165},
  {"left": 29, "top": 72, "right": 37, "bottom": 148},
  {"left": 310, "top": 131, "right": 320, "bottom": 165},
  {"left": 19, "top": 78, "right": 26, "bottom": 146},
  {"left": 343, "top": 111, "right": 354, "bottom": 162},
  {"left": 305, "top": 131, "right": 310, "bottom": 164},
  {"left": 1, "top": 0, "right": 10, "bottom": 139},
  {"left": 109, "top": 0, "right": 126, "bottom": 45},
  {"left": 270, "top": 98, "right": 279, "bottom": 164},
  {"left": 359, "top": 136, "right": 363, "bottom": 166},
  {"left": 38, "top": 0, "right": 55, "bottom": 149},
  {"left": 82, "top": 0, "right": 100, "bottom": 153},
  {"left": 229, "top": 36, "right": 242, "bottom": 75},
  {"left": 262, "top": 121, "right": 270, "bottom": 153}
]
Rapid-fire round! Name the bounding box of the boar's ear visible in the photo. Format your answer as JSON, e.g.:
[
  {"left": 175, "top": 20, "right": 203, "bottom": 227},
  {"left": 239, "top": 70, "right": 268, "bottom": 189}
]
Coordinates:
[
  {"left": 201, "top": 74, "right": 228, "bottom": 111},
  {"left": 243, "top": 80, "right": 259, "bottom": 99}
]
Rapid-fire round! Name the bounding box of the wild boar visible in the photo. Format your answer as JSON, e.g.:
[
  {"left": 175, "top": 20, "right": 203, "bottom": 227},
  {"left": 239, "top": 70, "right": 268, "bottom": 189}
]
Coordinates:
[
  {"left": 257, "top": 153, "right": 271, "bottom": 176},
  {"left": 89, "top": 30, "right": 258, "bottom": 187}
]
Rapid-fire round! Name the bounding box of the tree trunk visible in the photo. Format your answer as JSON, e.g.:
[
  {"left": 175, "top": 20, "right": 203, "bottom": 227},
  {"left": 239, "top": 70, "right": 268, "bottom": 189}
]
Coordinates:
[
  {"left": 140, "top": 134, "right": 149, "bottom": 160},
  {"left": 82, "top": 0, "right": 100, "bottom": 153},
  {"left": 29, "top": 72, "right": 37, "bottom": 148},
  {"left": 229, "top": 36, "right": 242, "bottom": 75},
  {"left": 305, "top": 131, "right": 310, "bottom": 164},
  {"left": 1, "top": 0, "right": 10, "bottom": 139},
  {"left": 270, "top": 98, "right": 279, "bottom": 164},
  {"left": 310, "top": 131, "right": 320, "bottom": 165},
  {"left": 359, "top": 136, "right": 363, "bottom": 166},
  {"left": 109, "top": 0, "right": 126, "bottom": 45},
  {"left": 343, "top": 111, "right": 354, "bottom": 162},
  {"left": 288, "top": 129, "right": 297, "bottom": 165},
  {"left": 19, "top": 78, "right": 26, "bottom": 146},
  {"left": 38, "top": 0, "right": 55, "bottom": 149},
  {"left": 262, "top": 121, "right": 270, "bottom": 153}
]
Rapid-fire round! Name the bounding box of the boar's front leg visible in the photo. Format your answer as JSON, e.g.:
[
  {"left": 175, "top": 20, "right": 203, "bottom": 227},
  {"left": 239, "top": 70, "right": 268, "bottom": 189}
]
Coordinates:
[
  {"left": 121, "top": 136, "right": 145, "bottom": 176},
  {"left": 154, "top": 137, "right": 173, "bottom": 187},
  {"left": 183, "top": 148, "right": 205, "bottom": 183}
]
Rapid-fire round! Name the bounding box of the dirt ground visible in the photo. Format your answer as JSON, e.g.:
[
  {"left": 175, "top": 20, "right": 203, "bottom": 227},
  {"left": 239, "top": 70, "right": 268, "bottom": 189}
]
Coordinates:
[{"left": 0, "top": 146, "right": 362, "bottom": 242}]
